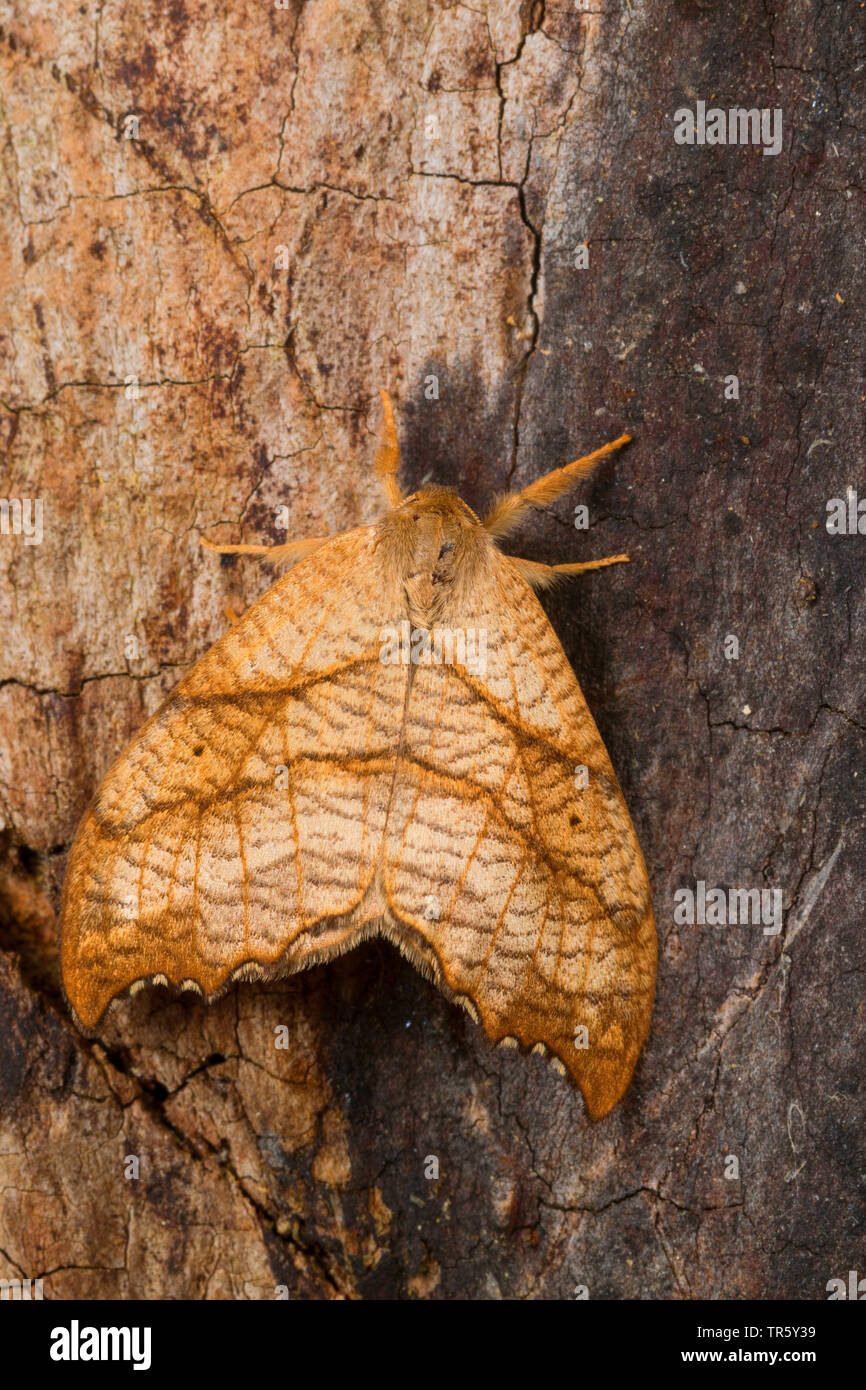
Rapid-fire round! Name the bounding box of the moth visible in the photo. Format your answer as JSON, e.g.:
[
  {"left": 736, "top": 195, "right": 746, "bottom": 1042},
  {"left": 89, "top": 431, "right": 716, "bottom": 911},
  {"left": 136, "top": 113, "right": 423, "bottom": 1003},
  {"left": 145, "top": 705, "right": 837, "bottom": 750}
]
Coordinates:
[{"left": 61, "top": 392, "right": 656, "bottom": 1119}]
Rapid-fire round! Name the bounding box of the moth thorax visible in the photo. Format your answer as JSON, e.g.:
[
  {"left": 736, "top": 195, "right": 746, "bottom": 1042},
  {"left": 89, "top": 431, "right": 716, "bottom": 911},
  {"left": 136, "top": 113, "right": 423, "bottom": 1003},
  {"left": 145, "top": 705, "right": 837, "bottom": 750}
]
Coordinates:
[{"left": 403, "top": 512, "right": 453, "bottom": 626}]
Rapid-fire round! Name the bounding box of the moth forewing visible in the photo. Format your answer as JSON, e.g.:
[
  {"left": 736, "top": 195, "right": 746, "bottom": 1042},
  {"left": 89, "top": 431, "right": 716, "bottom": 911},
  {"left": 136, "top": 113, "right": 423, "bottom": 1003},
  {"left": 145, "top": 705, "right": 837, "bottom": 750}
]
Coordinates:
[{"left": 60, "top": 402, "right": 654, "bottom": 1117}]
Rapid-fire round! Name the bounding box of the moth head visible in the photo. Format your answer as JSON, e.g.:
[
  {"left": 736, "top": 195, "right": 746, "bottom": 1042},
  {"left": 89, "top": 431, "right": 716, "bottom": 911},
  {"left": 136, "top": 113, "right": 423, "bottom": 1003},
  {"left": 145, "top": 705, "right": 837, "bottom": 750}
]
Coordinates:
[
  {"left": 397, "top": 486, "right": 481, "bottom": 525},
  {"left": 382, "top": 486, "right": 480, "bottom": 545},
  {"left": 374, "top": 487, "right": 489, "bottom": 611}
]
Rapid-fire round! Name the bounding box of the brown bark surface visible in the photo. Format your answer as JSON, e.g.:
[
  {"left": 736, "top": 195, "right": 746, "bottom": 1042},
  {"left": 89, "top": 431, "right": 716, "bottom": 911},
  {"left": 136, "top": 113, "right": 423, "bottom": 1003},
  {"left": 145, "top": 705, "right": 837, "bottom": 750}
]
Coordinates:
[{"left": 0, "top": 0, "right": 863, "bottom": 1299}]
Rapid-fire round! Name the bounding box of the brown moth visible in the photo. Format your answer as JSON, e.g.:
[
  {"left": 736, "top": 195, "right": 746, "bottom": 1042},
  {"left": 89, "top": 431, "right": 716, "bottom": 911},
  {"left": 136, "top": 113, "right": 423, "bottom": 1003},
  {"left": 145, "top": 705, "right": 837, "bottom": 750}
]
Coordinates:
[{"left": 61, "top": 392, "right": 656, "bottom": 1119}]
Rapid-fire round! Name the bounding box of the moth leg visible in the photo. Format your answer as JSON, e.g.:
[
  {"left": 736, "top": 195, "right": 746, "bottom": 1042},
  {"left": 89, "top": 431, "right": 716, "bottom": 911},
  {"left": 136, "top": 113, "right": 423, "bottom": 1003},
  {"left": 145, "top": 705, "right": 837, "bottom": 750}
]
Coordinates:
[
  {"left": 484, "top": 432, "right": 631, "bottom": 540},
  {"left": 200, "top": 535, "right": 328, "bottom": 570},
  {"left": 509, "top": 553, "right": 629, "bottom": 591},
  {"left": 374, "top": 388, "right": 403, "bottom": 508}
]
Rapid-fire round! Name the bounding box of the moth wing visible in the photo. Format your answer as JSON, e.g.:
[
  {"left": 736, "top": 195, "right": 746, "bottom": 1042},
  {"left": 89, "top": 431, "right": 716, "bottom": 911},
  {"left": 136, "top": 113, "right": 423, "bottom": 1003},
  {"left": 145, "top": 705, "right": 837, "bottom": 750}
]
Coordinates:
[
  {"left": 382, "top": 549, "right": 656, "bottom": 1118},
  {"left": 61, "top": 526, "right": 406, "bottom": 1030}
]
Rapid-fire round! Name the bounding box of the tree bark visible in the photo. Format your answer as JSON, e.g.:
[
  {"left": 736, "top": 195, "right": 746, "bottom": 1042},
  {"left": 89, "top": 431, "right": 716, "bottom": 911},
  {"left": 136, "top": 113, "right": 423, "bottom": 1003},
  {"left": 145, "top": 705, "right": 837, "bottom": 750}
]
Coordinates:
[{"left": 0, "top": 0, "right": 863, "bottom": 1299}]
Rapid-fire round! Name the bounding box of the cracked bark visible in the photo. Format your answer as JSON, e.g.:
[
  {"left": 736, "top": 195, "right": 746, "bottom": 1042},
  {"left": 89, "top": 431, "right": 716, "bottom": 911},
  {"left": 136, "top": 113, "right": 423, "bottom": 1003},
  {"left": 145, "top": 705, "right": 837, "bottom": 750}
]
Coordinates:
[{"left": 0, "top": 0, "right": 863, "bottom": 1300}]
